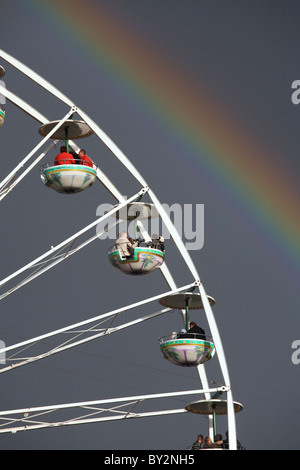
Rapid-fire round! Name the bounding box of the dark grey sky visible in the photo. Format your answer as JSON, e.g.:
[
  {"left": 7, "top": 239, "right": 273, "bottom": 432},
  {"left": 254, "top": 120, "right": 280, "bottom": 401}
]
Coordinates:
[{"left": 0, "top": 0, "right": 300, "bottom": 450}]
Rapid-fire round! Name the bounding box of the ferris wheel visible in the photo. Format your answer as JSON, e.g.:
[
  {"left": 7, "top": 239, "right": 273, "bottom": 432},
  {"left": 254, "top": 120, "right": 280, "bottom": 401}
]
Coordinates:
[{"left": 0, "top": 49, "right": 243, "bottom": 450}]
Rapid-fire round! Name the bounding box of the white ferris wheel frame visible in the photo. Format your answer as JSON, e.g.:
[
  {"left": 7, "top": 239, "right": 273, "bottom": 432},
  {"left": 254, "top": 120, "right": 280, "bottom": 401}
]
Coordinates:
[{"left": 0, "top": 49, "right": 238, "bottom": 449}]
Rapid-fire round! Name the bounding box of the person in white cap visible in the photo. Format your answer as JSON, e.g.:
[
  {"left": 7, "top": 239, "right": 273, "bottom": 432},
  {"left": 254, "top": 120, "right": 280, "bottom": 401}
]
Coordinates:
[{"left": 114, "top": 231, "right": 137, "bottom": 259}]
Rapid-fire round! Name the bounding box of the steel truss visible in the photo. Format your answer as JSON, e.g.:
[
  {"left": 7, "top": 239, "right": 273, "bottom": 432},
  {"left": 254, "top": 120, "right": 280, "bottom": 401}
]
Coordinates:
[{"left": 0, "top": 387, "right": 228, "bottom": 435}]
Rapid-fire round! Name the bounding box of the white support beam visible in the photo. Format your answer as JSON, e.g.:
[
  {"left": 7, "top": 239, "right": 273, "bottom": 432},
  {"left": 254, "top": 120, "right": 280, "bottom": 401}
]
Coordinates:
[
  {"left": 0, "top": 386, "right": 227, "bottom": 434},
  {"left": 0, "top": 307, "right": 172, "bottom": 373},
  {"left": 95, "top": 167, "right": 125, "bottom": 202},
  {"left": 0, "top": 140, "right": 57, "bottom": 200},
  {"left": 196, "top": 364, "right": 214, "bottom": 440},
  {"left": 0, "top": 386, "right": 227, "bottom": 415},
  {"left": 0, "top": 408, "right": 188, "bottom": 434},
  {"left": 0, "top": 282, "right": 195, "bottom": 359},
  {"left": 0, "top": 218, "right": 122, "bottom": 301}
]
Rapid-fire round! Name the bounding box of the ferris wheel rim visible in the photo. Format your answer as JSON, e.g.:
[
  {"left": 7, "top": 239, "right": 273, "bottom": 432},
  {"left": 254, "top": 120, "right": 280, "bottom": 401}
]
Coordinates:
[{"left": 0, "top": 48, "right": 240, "bottom": 449}]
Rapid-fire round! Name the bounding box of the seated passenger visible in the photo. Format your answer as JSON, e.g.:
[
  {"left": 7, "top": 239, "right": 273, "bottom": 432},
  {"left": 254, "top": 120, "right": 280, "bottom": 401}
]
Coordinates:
[
  {"left": 191, "top": 434, "right": 203, "bottom": 450},
  {"left": 79, "top": 149, "right": 93, "bottom": 168},
  {"left": 157, "top": 236, "right": 165, "bottom": 252},
  {"left": 69, "top": 150, "right": 81, "bottom": 164},
  {"left": 188, "top": 321, "right": 206, "bottom": 340},
  {"left": 203, "top": 436, "right": 213, "bottom": 449},
  {"left": 54, "top": 146, "right": 76, "bottom": 165},
  {"left": 177, "top": 321, "right": 206, "bottom": 340},
  {"left": 147, "top": 234, "right": 165, "bottom": 252},
  {"left": 113, "top": 231, "right": 138, "bottom": 259},
  {"left": 136, "top": 237, "right": 146, "bottom": 247},
  {"left": 210, "top": 434, "right": 223, "bottom": 449},
  {"left": 223, "top": 431, "right": 245, "bottom": 450}
]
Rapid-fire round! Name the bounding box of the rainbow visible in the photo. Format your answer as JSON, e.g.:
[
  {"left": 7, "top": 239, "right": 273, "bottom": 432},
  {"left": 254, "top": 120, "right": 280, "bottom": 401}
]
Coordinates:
[{"left": 15, "top": 0, "right": 300, "bottom": 287}]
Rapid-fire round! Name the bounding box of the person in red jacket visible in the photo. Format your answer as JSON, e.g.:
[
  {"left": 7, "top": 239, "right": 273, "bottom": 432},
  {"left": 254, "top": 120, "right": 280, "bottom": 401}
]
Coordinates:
[
  {"left": 54, "top": 146, "right": 76, "bottom": 165},
  {"left": 79, "top": 149, "right": 93, "bottom": 168}
]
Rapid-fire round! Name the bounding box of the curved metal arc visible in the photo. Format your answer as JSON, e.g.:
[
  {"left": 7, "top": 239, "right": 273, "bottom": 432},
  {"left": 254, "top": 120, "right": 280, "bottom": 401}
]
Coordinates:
[
  {"left": 76, "top": 108, "right": 148, "bottom": 188},
  {"left": 0, "top": 51, "right": 215, "bottom": 293},
  {"left": 0, "top": 50, "right": 200, "bottom": 287},
  {"left": 86, "top": 105, "right": 238, "bottom": 447},
  {"left": 74, "top": 108, "right": 203, "bottom": 288},
  {"left": 0, "top": 50, "right": 147, "bottom": 188},
  {"left": 197, "top": 282, "right": 237, "bottom": 449},
  {"left": 72, "top": 108, "right": 201, "bottom": 285},
  {"left": 0, "top": 51, "right": 124, "bottom": 201},
  {"left": 95, "top": 166, "right": 124, "bottom": 202},
  {"left": 0, "top": 49, "right": 238, "bottom": 448}
]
